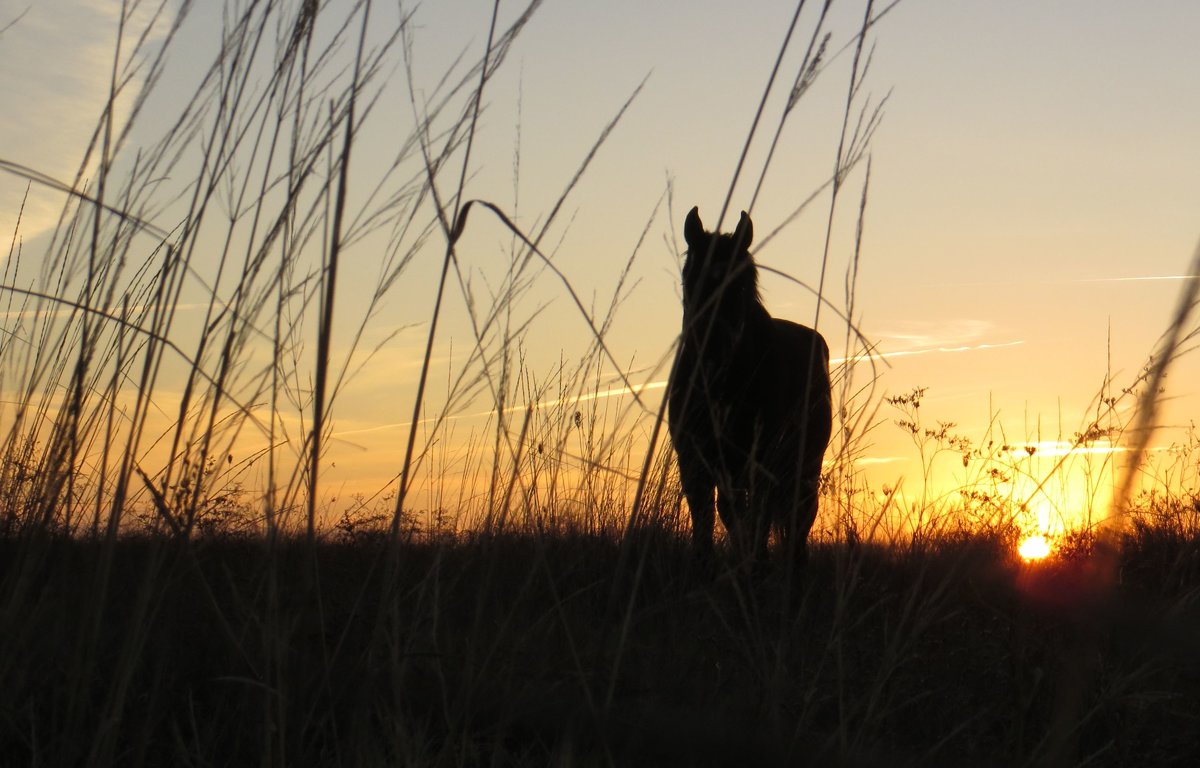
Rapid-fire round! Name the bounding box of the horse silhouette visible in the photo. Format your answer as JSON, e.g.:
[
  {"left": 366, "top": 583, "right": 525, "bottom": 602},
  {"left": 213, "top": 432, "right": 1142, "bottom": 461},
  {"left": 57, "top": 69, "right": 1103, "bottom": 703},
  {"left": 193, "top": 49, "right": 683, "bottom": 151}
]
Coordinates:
[{"left": 668, "top": 207, "right": 832, "bottom": 569}]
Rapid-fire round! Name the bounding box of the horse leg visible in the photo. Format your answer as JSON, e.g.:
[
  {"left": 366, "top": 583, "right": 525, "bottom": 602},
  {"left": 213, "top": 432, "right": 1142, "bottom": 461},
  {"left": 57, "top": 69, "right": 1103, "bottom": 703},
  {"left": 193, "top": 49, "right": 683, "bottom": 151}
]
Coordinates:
[
  {"left": 795, "top": 476, "right": 820, "bottom": 567},
  {"left": 782, "top": 471, "right": 820, "bottom": 573},
  {"left": 755, "top": 500, "right": 772, "bottom": 570},
  {"left": 719, "top": 485, "right": 757, "bottom": 568},
  {"left": 680, "top": 464, "right": 716, "bottom": 563}
]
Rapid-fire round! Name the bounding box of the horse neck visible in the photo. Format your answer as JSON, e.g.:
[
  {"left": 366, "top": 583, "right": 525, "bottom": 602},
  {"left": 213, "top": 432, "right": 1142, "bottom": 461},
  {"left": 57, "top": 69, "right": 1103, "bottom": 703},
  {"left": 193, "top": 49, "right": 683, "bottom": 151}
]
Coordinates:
[{"left": 682, "top": 293, "right": 770, "bottom": 353}]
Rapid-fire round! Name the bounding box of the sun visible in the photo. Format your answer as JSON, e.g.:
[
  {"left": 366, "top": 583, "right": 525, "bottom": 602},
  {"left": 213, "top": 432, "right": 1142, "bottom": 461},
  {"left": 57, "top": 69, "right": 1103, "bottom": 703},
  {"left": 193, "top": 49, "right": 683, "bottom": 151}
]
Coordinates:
[{"left": 1018, "top": 534, "right": 1052, "bottom": 561}]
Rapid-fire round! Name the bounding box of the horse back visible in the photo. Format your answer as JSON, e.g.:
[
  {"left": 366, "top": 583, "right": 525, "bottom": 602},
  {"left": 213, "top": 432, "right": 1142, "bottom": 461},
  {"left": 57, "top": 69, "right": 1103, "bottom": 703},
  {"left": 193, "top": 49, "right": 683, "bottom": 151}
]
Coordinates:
[{"left": 751, "top": 318, "right": 832, "bottom": 451}]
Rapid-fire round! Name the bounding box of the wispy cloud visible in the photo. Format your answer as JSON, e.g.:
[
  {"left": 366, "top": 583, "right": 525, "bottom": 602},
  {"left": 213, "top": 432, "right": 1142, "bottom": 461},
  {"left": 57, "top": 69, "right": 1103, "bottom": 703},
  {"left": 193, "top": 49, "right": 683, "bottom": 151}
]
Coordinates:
[
  {"left": 331, "top": 334, "right": 1025, "bottom": 439},
  {"left": 835, "top": 339, "right": 1024, "bottom": 365},
  {"left": 333, "top": 380, "right": 668, "bottom": 437},
  {"left": 853, "top": 456, "right": 906, "bottom": 466},
  {"left": 852, "top": 318, "right": 1026, "bottom": 363},
  {"left": 1070, "top": 275, "right": 1200, "bottom": 284},
  {"left": 1, "top": 1, "right": 167, "bottom": 245},
  {"left": 920, "top": 274, "right": 1199, "bottom": 290},
  {"left": 871, "top": 318, "right": 997, "bottom": 349},
  {"left": 1007, "top": 440, "right": 1125, "bottom": 458}
]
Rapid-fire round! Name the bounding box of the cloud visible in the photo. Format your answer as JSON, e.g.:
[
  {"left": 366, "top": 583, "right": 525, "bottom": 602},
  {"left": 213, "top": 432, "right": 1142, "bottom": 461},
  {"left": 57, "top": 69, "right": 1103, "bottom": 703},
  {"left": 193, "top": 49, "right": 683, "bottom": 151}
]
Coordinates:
[
  {"left": 836, "top": 318, "right": 1026, "bottom": 364},
  {"left": 329, "top": 331, "right": 1030, "bottom": 439},
  {"left": 1007, "top": 440, "right": 1125, "bottom": 458},
  {"left": 834, "top": 339, "right": 1024, "bottom": 366},
  {"left": 0, "top": 0, "right": 168, "bottom": 246},
  {"left": 329, "top": 321, "right": 1034, "bottom": 438},
  {"left": 854, "top": 456, "right": 906, "bottom": 466},
  {"left": 332, "top": 379, "right": 668, "bottom": 437},
  {"left": 871, "top": 318, "right": 997, "bottom": 351},
  {"left": 1070, "top": 275, "right": 1200, "bottom": 284}
]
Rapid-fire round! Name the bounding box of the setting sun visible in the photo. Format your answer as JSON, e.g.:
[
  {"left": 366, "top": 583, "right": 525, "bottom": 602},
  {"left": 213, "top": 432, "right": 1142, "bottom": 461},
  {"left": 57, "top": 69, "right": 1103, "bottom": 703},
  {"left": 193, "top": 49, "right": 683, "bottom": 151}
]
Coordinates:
[{"left": 1018, "top": 534, "right": 1053, "bottom": 561}]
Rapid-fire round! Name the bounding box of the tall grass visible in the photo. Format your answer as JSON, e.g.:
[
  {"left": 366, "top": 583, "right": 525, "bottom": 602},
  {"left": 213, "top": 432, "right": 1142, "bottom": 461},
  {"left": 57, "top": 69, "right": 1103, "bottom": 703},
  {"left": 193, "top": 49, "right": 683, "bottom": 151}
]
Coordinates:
[{"left": 1, "top": 0, "right": 1198, "bottom": 765}]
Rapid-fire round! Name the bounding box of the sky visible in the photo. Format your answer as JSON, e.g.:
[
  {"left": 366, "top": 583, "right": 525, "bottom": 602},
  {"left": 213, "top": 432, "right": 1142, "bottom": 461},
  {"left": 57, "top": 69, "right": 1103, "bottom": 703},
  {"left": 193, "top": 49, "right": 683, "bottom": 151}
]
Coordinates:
[{"left": 2, "top": 0, "right": 1199, "bottom": 532}]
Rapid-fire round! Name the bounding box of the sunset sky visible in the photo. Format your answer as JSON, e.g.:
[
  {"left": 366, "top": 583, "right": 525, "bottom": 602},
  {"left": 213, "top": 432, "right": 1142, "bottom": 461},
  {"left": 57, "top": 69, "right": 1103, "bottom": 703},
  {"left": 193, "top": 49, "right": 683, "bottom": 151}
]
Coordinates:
[{"left": 2, "top": 0, "right": 1198, "bottom": 529}]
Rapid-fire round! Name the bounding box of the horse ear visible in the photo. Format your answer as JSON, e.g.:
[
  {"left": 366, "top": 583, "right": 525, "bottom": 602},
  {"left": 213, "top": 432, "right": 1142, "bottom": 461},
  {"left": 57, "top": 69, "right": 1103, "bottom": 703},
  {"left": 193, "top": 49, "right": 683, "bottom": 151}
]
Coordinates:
[
  {"left": 684, "top": 206, "right": 704, "bottom": 249},
  {"left": 734, "top": 211, "right": 753, "bottom": 250}
]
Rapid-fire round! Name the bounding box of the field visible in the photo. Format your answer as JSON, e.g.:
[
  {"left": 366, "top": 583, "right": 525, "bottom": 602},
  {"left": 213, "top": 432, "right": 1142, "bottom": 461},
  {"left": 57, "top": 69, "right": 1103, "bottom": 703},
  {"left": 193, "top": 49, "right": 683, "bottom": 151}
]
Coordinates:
[
  {"left": 4, "top": 515, "right": 1199, "bottom": 765},
  {"left": 2, "top": 1, "right": 1200, "bottom": 765}
]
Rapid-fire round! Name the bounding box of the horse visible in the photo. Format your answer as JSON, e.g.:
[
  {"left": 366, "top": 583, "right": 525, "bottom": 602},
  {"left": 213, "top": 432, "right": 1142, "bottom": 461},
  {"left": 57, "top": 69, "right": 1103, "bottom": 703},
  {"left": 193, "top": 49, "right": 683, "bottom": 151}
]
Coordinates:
[{"left": 667, "top": 206, "right": 832, "bottom": 569}]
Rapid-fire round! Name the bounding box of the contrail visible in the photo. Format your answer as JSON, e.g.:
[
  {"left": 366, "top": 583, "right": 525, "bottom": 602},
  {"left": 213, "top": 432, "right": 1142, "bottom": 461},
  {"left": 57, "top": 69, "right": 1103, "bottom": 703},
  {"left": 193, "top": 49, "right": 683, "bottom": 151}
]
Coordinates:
[
  {"left": 834, "top": 339, "right": 1024, "bottom": 364},
  {"left": 923, "top": 275, "right": 1197, "bottom": 289},
  {"left": 333, "top": 381, "right": 669, "bottom": 437},
  {"left": 1012, "top": 440, "right": 1126, "bottom": 458},
  {"left": 1072, "top": 275, "right": 1200, "bottom": 284},
  {"left": 334, "top": 341, "right": 1022, "bottom": 437}
]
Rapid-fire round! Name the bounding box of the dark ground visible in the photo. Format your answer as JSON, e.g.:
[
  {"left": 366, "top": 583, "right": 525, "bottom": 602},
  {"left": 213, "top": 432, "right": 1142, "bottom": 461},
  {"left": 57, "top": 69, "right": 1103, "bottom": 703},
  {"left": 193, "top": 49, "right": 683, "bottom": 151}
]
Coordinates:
[{"left": 2, "top": 527, "right": 1198, "bottom": 766}]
